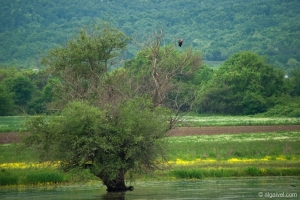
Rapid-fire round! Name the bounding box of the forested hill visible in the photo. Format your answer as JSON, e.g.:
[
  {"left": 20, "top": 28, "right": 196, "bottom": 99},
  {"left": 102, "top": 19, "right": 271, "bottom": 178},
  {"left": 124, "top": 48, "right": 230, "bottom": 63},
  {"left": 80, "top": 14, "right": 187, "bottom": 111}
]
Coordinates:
[{"left": 1, "top": 0, "right": 299, "bottom": 69}]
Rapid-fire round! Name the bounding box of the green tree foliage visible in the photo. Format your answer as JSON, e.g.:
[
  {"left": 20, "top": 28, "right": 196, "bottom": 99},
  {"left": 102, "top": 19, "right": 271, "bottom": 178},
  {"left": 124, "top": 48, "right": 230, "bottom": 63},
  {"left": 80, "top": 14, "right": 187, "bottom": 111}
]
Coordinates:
[
  {"left": 191, "top": 65, "right": 214, "bottom": 86},
  {"left": 42, "top": 22, "right": 131, "bottom": 108},
  {"left": 24, "top": 99, "right": 169, "bottom": 191},
  {"left": 0, "top": 66, "right": 51, "bottom": 115},
  {"left": 289, "top": 65, "right": 300, "bottom": 96},
  {"left": 27, "top": 81, "right": 55, "bottom": 114},
  {"left": 4, "top": 76, "right": 36, "bottom": 109},
  {"left": 261, "top": 65, "right": 300, "bottom": 117},
  {"left": 261, "top": 95, "right": 300, "bottom": 117},
  {"left": 0, "top": 67, "right": 18, "bottom": 82},
  {"left": 0, "top": 83, "right": 14, "bottom": 116},
  {"left": 198, "top": 52, "right": 286, "bottom": 115}
]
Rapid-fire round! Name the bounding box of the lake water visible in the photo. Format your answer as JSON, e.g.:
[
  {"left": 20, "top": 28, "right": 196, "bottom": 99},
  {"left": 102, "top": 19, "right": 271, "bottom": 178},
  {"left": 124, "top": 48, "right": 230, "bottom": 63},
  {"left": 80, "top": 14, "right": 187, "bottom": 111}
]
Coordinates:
[{"left": 0, "top": 177, "right": 299, "bottom": 199}]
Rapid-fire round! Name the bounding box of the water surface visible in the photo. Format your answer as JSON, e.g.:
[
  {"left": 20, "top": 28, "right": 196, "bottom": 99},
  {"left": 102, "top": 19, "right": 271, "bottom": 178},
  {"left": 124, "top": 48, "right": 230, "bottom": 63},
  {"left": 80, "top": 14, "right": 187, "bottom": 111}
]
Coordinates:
[{"left": 0, "top": 177, "right": 299, "bottom": 199}]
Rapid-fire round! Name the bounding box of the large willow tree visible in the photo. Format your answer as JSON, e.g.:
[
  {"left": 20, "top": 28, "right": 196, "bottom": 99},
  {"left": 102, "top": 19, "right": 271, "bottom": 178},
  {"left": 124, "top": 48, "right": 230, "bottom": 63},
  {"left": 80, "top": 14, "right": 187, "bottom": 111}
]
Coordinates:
[{"left": 23, "top": 23, "right": 170, "bottom": 192}]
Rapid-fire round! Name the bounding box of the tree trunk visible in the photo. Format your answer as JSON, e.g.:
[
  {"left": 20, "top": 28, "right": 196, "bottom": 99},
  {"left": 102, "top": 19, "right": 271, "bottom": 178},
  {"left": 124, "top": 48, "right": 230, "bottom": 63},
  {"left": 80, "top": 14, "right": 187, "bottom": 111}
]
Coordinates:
[{"left": 100, "top": 169, "right": 134, "bottom": 192}]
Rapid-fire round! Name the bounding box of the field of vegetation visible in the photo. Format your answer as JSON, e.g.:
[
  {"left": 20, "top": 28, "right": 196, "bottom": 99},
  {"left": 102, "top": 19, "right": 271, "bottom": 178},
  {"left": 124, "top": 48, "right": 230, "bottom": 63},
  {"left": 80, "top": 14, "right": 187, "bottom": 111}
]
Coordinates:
[
  {"left": 1, "top": 115, "right": 300, "bottom": 133},
  {"left": 164, "top": 131, "right": 300, "bottom": 178},
  {"left": 0, "top": 116, "right": 27, "bottom": 133},
  {"left": 0, "top": 116, "right": 299, "bottom": 186},
  {"left": 178, "top": 115, "right": 300, "bottom": 127}
]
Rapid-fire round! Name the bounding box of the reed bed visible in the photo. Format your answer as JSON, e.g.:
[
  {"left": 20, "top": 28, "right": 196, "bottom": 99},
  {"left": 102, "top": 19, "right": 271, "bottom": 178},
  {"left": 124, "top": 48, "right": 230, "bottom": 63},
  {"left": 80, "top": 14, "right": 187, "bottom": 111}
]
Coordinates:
[
  {"left": 0, "top": 167, "right": 68, "bottom": 186},
  {"left": 170, "top": 167, "right": 300, "bottom": 179}
]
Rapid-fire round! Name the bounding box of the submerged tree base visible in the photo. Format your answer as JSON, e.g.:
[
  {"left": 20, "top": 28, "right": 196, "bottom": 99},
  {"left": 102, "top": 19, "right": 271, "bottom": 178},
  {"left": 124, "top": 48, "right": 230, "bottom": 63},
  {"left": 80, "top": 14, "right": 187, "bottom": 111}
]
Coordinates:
[
  {"left": 106, "top": 185, "right": 134, "bottom": 192},
  {"left": 102, "top": 175, "right": 135, "bottom": 192}
]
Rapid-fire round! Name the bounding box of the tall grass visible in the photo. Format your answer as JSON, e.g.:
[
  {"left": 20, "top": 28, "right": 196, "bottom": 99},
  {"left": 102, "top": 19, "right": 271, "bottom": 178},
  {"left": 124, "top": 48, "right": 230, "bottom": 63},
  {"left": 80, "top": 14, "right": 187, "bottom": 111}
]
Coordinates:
[
  {"left": 171, "top": 167, "right": 300, "bottom": 179},
  {"left": 0, "top": 168, "right": 68, "bottom": 186}
]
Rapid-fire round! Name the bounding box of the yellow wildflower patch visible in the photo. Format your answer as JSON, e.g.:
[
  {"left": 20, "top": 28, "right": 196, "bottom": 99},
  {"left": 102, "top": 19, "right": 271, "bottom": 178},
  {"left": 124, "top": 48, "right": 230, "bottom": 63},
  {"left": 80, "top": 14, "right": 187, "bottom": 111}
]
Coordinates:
[
  {"left": 176, "top": 159, "right": 191, "bottom": 165},
  {"left": 0, "top": 161, "right": 60, "bottom": 169},
  {"left": 227, "top": 156, "right": 290, "bottom": 163},
  {"left": 275, "top": 155, "right": 286, "bottom": 161},
  {"left": 260, "top": 156, "right": 271, "bottom": 161},
  {"left": 167, "top": 155, "right": 297, "bottom": 166},
  {"left": 227, "top": 158, "right": 256, "bottom": 162},
  {"left": 168, "top": 158, "right": 217, "bottom": 166}
]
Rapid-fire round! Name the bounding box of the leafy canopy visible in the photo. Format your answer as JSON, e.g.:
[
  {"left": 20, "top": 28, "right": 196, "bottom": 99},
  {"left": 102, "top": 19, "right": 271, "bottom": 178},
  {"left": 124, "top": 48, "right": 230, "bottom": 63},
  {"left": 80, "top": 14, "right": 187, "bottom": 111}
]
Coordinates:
[
  {"left": 24, "top": 98, "right": 169, "bottom": 181},
  {"left": 42, "top": 22, "right": 131, "bottom": 106},
  {"left": 199, "top": 51, "right": 285, "bottom": 115}
]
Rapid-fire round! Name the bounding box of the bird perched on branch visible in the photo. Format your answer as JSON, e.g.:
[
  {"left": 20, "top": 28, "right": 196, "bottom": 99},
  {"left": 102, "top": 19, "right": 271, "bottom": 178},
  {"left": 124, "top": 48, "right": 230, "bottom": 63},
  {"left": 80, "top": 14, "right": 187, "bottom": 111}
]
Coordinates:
[{"left": 178, "top": 38, "right": 183, "bottom": 47}]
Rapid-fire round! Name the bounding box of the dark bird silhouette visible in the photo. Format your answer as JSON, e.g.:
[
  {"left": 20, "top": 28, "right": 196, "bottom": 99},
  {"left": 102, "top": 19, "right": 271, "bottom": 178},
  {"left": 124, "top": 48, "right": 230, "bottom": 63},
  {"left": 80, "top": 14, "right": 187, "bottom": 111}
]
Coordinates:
[{"left": 178, "top": 38, "right": 183, "bottom": 47}]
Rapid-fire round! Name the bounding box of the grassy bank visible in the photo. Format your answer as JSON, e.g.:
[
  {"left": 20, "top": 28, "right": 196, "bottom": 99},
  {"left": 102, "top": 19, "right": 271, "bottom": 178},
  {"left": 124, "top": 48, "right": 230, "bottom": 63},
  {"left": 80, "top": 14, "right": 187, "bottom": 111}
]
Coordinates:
[
  {"left": 0, "top": 144, "right": 66, "bottom": 186},
  {"left": 0, "top": 131, "right": 300, "bottom": 186},
  {"left": 163, "top": 156, "right": 300, "bottom": 179},
  {"left": 0, "top": 168, "right": 67, "bottom": 186},
  {"left": 0, "top": 166, "right": 98, "bottom": 186},
  {"left": 0, "top": 144, "right": 97, "bottom": 186},
  {"left": 170, "top": 167, "right": 300, "bottom": 179}
]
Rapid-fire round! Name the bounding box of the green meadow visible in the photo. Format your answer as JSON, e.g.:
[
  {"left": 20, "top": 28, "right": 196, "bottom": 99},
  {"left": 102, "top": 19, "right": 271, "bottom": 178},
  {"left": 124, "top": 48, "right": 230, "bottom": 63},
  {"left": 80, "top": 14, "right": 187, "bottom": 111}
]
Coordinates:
[
  {"left": 0, "top": 116, "right": 27, "bottom": 133},
  {"left": 178, "top": 115, "right": 300, "bottom": 126},
  {"left": 1, "top": 116, "right": 300, "bottom": 133},
  {"left": 161, "top": 131, "right": 300, "bottom": 179},
  {"left": 0, "top": 116, "right": 300, "bottom": 186}
]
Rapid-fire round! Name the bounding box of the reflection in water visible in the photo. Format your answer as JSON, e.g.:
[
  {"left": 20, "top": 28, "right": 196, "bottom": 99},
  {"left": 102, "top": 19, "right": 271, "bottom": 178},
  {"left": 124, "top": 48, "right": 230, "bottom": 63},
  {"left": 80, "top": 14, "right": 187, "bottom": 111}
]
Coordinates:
[
  {"left": 101, "top": 192, "right": 126, "bottom": 200},
  {"left": 0, "top": 177, "right": 299, "bottom": 199}
]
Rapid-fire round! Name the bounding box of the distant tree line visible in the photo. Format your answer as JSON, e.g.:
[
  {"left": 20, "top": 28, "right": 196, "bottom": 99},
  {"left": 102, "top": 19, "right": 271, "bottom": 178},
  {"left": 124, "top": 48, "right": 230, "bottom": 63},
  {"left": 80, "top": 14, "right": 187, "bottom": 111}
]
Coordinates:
[
  {"left": 0, "top": 67, "right": 52, "bottom": 115},
  {"left": 1, "top": 51, "right": 300, "bottom": 117}
]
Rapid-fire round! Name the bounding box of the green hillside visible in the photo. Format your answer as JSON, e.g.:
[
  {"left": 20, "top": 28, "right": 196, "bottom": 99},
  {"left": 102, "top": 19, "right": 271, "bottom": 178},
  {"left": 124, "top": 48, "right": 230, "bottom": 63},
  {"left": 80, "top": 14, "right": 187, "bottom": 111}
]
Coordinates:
[{"left": 1, "top": 0, "right": 299, "bottom": 69}]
